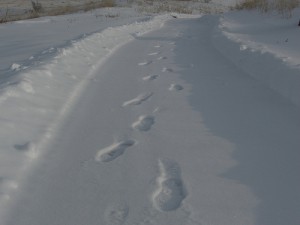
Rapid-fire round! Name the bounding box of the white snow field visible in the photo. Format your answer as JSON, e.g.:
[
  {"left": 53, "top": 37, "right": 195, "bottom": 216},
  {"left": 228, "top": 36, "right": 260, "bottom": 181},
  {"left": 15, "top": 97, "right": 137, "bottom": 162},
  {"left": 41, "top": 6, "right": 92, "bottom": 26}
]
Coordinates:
[{"left": 0, "top": 4, "right": 300, "bottom": 225}]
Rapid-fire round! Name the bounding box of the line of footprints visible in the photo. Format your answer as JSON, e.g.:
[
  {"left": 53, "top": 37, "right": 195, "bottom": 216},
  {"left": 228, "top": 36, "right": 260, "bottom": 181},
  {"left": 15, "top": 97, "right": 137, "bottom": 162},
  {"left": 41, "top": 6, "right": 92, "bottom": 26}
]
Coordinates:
[{"left": 95, "top": 43, "right": 186, "bottom": 223}]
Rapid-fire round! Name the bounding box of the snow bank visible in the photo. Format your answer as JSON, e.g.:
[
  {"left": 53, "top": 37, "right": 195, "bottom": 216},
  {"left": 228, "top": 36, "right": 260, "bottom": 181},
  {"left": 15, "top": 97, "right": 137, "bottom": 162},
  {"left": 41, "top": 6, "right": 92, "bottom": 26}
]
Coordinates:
[
  {"left": 0, "top": 7, "right": 149, "bottom": 72},
  {"left": 215, "top": 10, "right": 300, "bottom": 107}
]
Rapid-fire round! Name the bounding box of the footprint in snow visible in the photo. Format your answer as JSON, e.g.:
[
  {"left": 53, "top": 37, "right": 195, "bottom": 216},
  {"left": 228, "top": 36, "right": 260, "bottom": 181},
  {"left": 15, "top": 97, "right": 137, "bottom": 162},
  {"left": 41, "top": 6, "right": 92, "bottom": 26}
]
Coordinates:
[
  {"left": 143, "top": 75, "right": 159, "bottom": 81},
  {"left": 14, "top": 141, "right": 38, "bottom": 159},
  {"left": 152, "top": 159, "right": 186, "bottom": 212},
  {"left": 10, "top": 63, "right": 21, "bottom": 71},
  {"left": 138, "top": 60, "right": 152, "bottom": 66},
  {"left": 19, "top": 79, "right": 34, "bottom": 94},
  {"left": 240, "top": 44, "right": 248, "bottom": 51},
  {"left": 105, "top": 202, "right": 129, "bottom": 225},
  {"left": 122, "top": 92, "right": 153, "bottom": 107},
  {"left": 0, "top": 178, "right": 19, "bottom": 202},
  {"left": 95, "top": 140, "right": 135, "bottom": 162},
  {"left": 162, "top": 67, "right": 174, "bottom": 73},
  {"left": 132, "top": 115, "right": 155, "bottom": 132},
  {"left": 157, "top": 56, "right": 167, "bottom": 60},
  {"left": 148, "top": 52, "right": 160, "bottom": 56},
  {"left": 169, "top": 84, "right": 183, "bottom": 91},
  {"left": 14, "top": 142, "right": 31, "bottom": 151},
  {"left": 0, "top": 178, "right": 18, "bottom": 190}
]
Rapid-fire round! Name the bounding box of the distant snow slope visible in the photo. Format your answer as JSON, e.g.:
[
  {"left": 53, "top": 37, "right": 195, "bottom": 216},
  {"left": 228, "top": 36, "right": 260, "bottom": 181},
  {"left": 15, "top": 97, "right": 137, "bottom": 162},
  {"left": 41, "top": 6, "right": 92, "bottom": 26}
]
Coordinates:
[
  {"left": 0, "top": 7, "right": 150, "bottom": 73},
  {"left": 0, "top": 0, "right": 236, "bottom": 21},
  {"left": 217, "top": 9, "right": 300, "bottom": 106}
]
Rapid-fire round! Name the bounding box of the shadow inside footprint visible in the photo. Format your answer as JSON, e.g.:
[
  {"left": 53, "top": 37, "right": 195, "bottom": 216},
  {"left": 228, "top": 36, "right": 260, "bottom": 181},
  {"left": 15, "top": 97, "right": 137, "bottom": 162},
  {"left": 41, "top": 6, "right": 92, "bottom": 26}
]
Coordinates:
[
  {"left": 153, "top": 178, "right": 186, "bottom": 211},
  {"left": 132, "top": 115, "right": 155, "bottom": 132},
  {"left": 14, "top": 142, "right": 31, "bottom": 151},
  {"left": 105, "top": 202, "right": 129, "bottom": 225},
  {"left": 169, "top": 84, "right": 184, "bottom": 91}
]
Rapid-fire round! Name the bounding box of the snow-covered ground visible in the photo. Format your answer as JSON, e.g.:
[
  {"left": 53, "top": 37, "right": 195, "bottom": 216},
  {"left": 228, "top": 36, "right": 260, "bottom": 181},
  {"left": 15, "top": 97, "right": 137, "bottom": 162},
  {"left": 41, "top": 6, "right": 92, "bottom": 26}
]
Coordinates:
[
  {"left": 0, "top": 3, "right": 299, "bottom": 225},
  {"left": 218, "top": 8, "right": 300, "bottom": 106},
  {"left": 0, "top": 6, "right": 172, "bottom": 217}
]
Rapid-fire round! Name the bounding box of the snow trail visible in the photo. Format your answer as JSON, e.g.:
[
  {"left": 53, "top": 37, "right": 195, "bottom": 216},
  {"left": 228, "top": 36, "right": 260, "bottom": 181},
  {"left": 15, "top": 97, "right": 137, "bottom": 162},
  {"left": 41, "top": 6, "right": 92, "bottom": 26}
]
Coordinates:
[
  {"left": 1, "top": 13, "right": 299, "bottom": 225},
  {"left": 0, "top": 14, "right": 173, "bottom": 222}
]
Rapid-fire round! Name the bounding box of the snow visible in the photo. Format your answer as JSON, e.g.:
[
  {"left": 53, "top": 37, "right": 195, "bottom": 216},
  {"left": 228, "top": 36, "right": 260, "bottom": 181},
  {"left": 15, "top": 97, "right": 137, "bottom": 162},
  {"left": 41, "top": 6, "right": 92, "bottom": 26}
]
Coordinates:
[
  {"left": 217, "top": 8, "right": 300, "bottom": 106},
  {"left": 0, "top": 8, "right": 174, "bottom": 220},
  {"left": 0, "top": 3, "right": 300, "bottom": 225},
  {"left": 0, "top": 7, "right": 150, "bottom": 73}
]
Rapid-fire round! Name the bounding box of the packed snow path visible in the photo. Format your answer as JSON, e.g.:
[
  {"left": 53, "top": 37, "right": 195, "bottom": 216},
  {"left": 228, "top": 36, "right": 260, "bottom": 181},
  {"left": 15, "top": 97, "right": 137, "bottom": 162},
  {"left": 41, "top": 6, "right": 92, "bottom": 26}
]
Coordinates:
[{"left": 2, "top": 16, "right": 300, "bottom": 225}]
